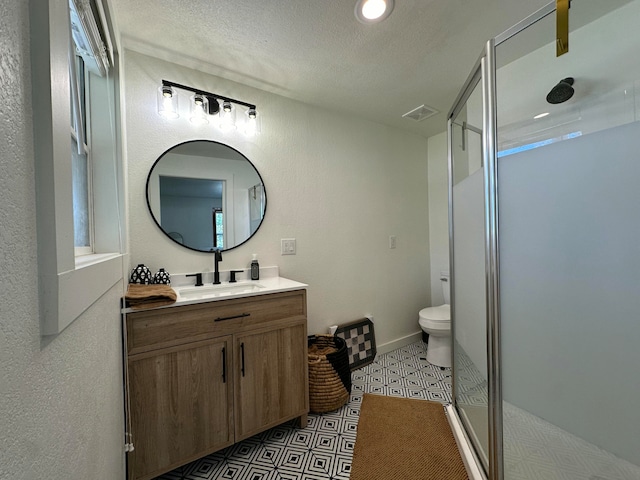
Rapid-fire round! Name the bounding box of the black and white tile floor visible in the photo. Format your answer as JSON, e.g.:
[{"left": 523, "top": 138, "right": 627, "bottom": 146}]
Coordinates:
[{"left": 156, "top": 340, "right": 451, "bottom": 480}]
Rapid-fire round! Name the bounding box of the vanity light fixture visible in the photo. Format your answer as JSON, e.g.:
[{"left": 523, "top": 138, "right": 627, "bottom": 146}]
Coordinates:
[
  {"left": 190, "top": 94, "right": 209, "bottom": 125},
  {"left": 157, "top": 85, "right": 179, "bottom": 118},
  {"left": 218, "top": 100, "right": 237, "bottom": 130},
  {"left": 243, "top": 107, "right": 261, "bottom": 136},
  {"left": 355, "top": 0, "right": 394, "bottom": 24},
  {"left": 158, "top": 80, "right": 259, "bottom": 135}
]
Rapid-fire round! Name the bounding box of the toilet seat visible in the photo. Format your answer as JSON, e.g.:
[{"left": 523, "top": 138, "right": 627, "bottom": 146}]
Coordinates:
[
  {"left": 419, "top": 305, "right": 451, "bottom": 333},
  {"left": 419, "top": 305, "right": 450, "bottom": 322},
  {"left": 419, "top": 319, "right": 450, "bottom": 333}
]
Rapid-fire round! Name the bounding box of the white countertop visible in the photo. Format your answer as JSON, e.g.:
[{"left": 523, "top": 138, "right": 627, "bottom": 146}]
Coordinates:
[
  {"left": 173, "top": 276, "right": 307, "bottom": 307},
  {"left": 122, "top": 267, "right": 307, "bottom": 313}
]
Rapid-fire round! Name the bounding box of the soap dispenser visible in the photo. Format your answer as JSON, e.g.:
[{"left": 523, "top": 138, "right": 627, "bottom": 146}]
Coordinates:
[{"left": 250, "top": 254, "right": 260, "bottom": 280}]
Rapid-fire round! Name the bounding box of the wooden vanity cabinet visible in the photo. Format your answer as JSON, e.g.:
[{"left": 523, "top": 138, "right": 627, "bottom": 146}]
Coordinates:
[
  {"left": 234, "top": 322, "right": 308, "bottom": 440},
  {"left": 123, "top": 290, "right": 308, "bottom": 480},
  {"left": 127, "top": 337, "right": 234, "bottom": 479}
]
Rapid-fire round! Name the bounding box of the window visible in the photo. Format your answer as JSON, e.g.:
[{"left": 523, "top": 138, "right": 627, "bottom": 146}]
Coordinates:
[
  {"left": 70, "top": 55, "right": 93, "bottom": 254},
  {"left": 214, "top": 208, "right": 224, "bottom": 249}
]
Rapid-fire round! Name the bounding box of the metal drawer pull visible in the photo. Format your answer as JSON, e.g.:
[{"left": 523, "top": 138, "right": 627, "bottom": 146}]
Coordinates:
[
  {"left": 214, "top": 312, "right": 250, "bottom": 322},
  {"left": 222, "top": 347, "right": 226, "bottom": 383},
  {"left": 240, "top": 343, "right": 245, "bottom": 377}
]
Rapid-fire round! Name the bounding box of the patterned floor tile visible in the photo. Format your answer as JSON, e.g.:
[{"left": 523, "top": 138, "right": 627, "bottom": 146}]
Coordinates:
[
  {"left": 284, "top": 429, "right": 315, "bottom": 450},
  {"left": 276, "top": 447, "right": 311, "bottom": 470},
  {"left": 330, "top": 454, "right": 353, "bottom": 479},
  {"left": 214, "top": 460, "right": 250, "bottom": 479},
  {"left": 253, "top": 444, "right": 286, "bottom": 469}
]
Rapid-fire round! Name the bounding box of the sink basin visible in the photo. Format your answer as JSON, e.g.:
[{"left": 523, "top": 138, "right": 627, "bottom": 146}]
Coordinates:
[{"left": 176, "top": 282, "right": 265, "bottom": 300}]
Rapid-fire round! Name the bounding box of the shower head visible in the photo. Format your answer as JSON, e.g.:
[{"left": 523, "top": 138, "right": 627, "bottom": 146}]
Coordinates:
[{"left": 546, "top": 77, "right": 575, "bottom": 104}]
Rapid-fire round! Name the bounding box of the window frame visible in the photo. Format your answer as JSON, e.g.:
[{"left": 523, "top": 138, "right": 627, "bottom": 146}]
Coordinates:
[{"left": 30, "top": 0, "right": 124, "bottom": 336}]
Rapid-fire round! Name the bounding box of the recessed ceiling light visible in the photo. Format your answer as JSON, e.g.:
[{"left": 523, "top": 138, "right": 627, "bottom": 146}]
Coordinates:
[
  {"left": 534, "top": 112, "right": 550, "bottom": 119},
  {"left": 355, "top": 0, "right": 395, "bottom": 24}
]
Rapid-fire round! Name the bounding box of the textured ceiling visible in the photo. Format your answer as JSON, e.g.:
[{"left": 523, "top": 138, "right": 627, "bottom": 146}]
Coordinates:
[{"left": 110, "top": 0, "right": 627, "bottom": 138}]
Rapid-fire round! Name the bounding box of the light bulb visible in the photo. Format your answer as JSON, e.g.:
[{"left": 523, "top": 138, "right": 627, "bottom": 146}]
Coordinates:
[
  {"left": 190, "top": 94, "right": 209, "bottom": 124},
  {"left": 157, "top": 86, "right": 178, "bottom": 118},
  {"left": 243, "top": 108, "right": 261, "bottom": 136},
  {"left": 218, "top": 100, "right": 236, "bottom": 130},
  {"left": 355, "top": 0, "right": 394, "bottom": 24},
  {"left": 362, "top": 0, "right": 386, "bottom": 19}
]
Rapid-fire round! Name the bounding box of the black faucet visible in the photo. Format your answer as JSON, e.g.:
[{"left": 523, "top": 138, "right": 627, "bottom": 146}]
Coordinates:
[
  {"left": 213, "top": 249, "right": 223, "bottom": 285},
  {"left": 229, "top": 270, "right": 243, "bottom": 283},
  {"left": 186, "top": 273, "right": 203, "bottom": 286}
]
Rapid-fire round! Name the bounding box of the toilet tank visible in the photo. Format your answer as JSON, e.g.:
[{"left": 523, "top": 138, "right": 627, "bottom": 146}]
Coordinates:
[{"left": 441, "top": 272, "right": 450, "bottom": 304}]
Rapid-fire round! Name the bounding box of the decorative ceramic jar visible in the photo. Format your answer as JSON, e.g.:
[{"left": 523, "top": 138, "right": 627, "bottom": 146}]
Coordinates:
[
  {"left": 130, "top": 264, "right": 153, "bottom": 284},
  {"left": 153, "top": 268, "right": 171, "bottom": 285}
]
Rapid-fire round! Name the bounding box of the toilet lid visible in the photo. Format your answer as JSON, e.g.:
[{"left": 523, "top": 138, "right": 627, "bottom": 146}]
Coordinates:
[{"left": 419, "top": 304, "right": 450, "bottom": 322}]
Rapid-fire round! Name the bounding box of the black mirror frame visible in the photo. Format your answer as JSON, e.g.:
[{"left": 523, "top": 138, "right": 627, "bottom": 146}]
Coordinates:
[{"left": 145, "top": 140, "right": 267, "bottom": 253}]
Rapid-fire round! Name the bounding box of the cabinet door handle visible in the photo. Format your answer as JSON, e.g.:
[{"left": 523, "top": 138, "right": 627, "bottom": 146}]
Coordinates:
[
  {"left": 240, "top": 342, "right": 245, "bottom": 377},
  {"left": 222, "top": 347, "right": 226, "bottom": 383},
  {"left": 214, "top": 313, "right": 250, "bottom": 322}
]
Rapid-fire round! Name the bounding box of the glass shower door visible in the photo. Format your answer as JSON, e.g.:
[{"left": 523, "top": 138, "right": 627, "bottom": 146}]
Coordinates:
[
  {"left": 494, "top": 1, "right": 640, "bottom": 478},
  {"left": 449, "top": 69, "right": 490, "bottom": 472}
]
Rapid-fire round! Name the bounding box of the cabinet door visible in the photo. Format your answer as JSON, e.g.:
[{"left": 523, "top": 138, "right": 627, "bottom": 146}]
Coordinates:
[
  {"left": 234, "top": 321, "right": 308, "bottom": 440},
  {"left": 128, "top": 337, "right": 233, "bottom": 480}
]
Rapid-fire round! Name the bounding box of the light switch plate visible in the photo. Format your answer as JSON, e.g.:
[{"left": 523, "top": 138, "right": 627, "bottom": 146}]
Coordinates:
[{"left": 281, "top": 238, "right": 296, "bottom": 255}]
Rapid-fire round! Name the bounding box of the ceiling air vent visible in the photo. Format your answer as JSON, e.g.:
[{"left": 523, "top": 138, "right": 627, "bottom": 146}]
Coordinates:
[{"left": 402, "top": 104, "right": 439, "bottom": 122}]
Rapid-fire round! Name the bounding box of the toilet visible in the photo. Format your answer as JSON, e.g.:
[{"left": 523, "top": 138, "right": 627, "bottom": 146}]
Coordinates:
[{"left": 419, "top": 272, "right": 451, "bottom": 368}]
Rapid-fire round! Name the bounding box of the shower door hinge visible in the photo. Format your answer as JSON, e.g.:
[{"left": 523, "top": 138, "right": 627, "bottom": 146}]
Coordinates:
[{"left": 556, "top": 0, "right": 570, "bottom": 56}]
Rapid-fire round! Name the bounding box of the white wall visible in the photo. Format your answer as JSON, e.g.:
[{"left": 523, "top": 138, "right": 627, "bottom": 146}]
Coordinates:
[
  {"left": 124, "top": 50, "right": 431, "bottom": 350},
  {"left": 427, "top": 131, "right": 450, "bottom": 304},
  {"left": 0, "top": 1, "right": 125, "bottom": 478}
]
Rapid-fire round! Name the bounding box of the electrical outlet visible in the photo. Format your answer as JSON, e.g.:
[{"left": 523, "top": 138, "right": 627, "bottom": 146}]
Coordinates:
[
  {"left": 281, "top": 238, "right": 296, "bottom": 255},
  {"left": 389, "top": 235, "right": 397, "bottom": 249}
]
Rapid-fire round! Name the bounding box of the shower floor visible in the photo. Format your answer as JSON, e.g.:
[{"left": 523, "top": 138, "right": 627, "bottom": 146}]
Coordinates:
[
  {"left": 502, "top": 402, "right": 640, "bottom": 480},
  {"left": 456, "top": 346, "right": 640, "bottom": 480}
]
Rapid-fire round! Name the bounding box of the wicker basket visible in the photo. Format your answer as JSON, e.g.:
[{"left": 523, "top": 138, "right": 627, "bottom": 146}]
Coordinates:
[{"left": 308, "top": 335, "right": 352, "bottom": 413}]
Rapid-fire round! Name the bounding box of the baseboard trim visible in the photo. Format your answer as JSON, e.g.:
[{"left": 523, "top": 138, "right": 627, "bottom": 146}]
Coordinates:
[{"left": 377, "top": 331, "right": 423, "bottom": 355}]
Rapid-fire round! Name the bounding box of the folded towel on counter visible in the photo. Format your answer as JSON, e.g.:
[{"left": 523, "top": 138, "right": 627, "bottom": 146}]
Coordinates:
[{"left": 125, "top": 284, "right": 177, "bottom": 310}]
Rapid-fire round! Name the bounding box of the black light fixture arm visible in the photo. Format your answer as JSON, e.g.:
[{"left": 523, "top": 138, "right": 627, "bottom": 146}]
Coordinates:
[{"left": 162, "top": 79, "right": 256, "bottom": 110}]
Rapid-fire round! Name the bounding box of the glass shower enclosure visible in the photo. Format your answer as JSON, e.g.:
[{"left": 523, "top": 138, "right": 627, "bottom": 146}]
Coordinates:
[{"left": 446, "top": 1, "right": 640, "bottom": 479}]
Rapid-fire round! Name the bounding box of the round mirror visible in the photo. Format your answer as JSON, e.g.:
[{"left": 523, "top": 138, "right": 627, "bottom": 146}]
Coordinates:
[{"left": 146, "top": 140, "right": 267, "bottom": 252}]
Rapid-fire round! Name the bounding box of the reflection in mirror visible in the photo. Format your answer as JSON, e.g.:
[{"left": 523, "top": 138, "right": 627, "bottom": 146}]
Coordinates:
[{"left": 146, "top": 140, "right": 266, "bottom": 252}]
